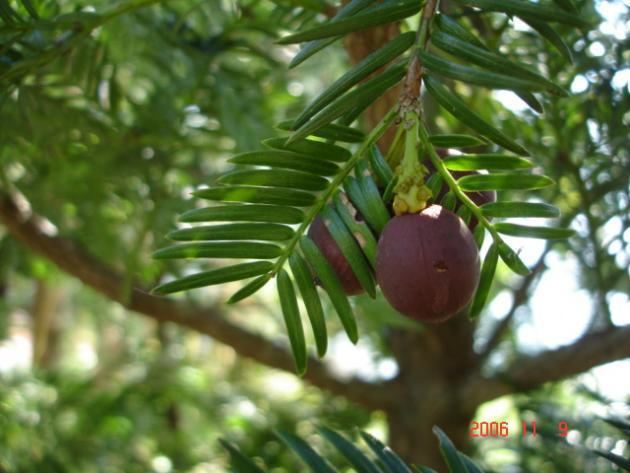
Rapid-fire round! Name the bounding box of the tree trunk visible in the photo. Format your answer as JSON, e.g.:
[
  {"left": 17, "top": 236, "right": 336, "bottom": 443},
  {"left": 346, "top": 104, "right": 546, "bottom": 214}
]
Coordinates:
[
  {"left": 386, "top": 394, "right": 473, "bottom": 468},
  {"left": 384, "top": 316, "right": 479, "bottom": 468}
]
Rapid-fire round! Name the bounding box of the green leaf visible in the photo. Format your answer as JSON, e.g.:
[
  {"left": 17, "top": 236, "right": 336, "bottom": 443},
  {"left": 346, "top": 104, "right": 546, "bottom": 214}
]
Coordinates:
[
  {"left": 180, "top": 204, "right": 305, "bottom": 224},
  {"left": 442, "top": 154, "right": 534, "bottom": 171},
  {"left": 227, "top": 274, "right": 272, "bottom": 304},
  {"left": 194, "top": 185, "right": 316, "bottom": 207},
  {"left": 0, "top": 1, "right": 18, "bottom": 24},
  {"left": 218, "top": 169, "right": 329, "bottom": 191},
  {"left": 289, "top": 0, "right": 378, "bottom": 68},
  {"left": 481, "top": 201, "right": 560, "bottom": 218},
  {"left": 429, "top": 134, "right": 487, "bottom": 148},
  {"left": 340, "top": 105, "right": 365, "bottom": 127},
  {"left": 441, "top": 192, "right": 457, "bottom": 211},
  {"left": 276, "top": 120, "right": 365, "bottom": 142},
  {"left": 360, "top": 431, "right": 412, "bottom": 473},
  {"left": 469, "top": 243, "right": 499, "bottom": 319},
  {"left": 413, "top": 468, "right": 438, "bottom": 473},
  {"left": 432, "top": 427, "right": 468, "bottom": 473},
  {"left": 602, "top": 417, "right": 630, "bottom": 435},
  {"left": 383, "top": 176, "right": 398, "bottom": 203},
  {"left": 289, "top": 253, "right": 328, "bottom": 358},
  {"left": 289, "top": 65, "right": 406, "bottom": 144},
  {"left": 458, "top": 453, "right": 485, "bottom": 473},
  {"left": 426, "top": 173, "right": 443, "bottom": 203},
  {"left": 355, "top": 159, "right": 392, "bottom": 233},
  {"left": 278, "top": 0, "right": 422, "bottom": 44},
  {"left": 321, "top": 206, "right": 376, "bottom": 297},
  {"left": 522, "top": 18, "right": 574, "bottom": 63},
  {"left": 423, "top": 76, "right": 529, "bottom": 155},
  {"left": 497, "top": 241, "right": 530, "bottom": 275},
  {"left": 453, "top": 0, "right": 590, "bottom": 27},
  {"left": 552, "top": 0, "right": 578, "bottom": 12},
  {"left": 419, "top": 52, "right": 548, "bottom": 92},
  {"left": 434, "top": 14, "right": 486, "bottom": 48},
  {"left": 277, "top": 269, "right": 307, "bottom": 375},
  {"left": 473, "top": 225, "right": 486, "bottom": 248},
  {"left": 434, "top": 16, "right": 548, "bottom": 111},
  {"left": 514, "top": 90, "right": 544, "bottom": 113},
  {"left": 318, "top": 427, "right": 382, "bottom": 473},
  {"left": 456, "top": 204, "right": 472, "bottom": 226},
  {"left": 20, "top": 0, "right": 39, "bottom": 19},
  {"left": 153, "top": 261, "right": 273, "bottom": 295},
  {"left": 276, "top": 431, "right": 338, "bottom": 473},
  {"left": 300, "top": 237, "right": 358, "bottom": 343},
  {"left": 369, "top": 145, "right": 394, "bottom": 186},
  {"left": 457, "top": 173, "right": 554, "bottom": 191},
  {"left": 494, "top": 223, "right": 574, "bottom": 239},
  {"left": 153, "top": 242, "right": 282, "bottom": 260},
  {"left": 219, "top": 439, "right": 266, "bottom": 473},
  {"left": 168, "top": 223, "right": 294, "bottom": 242},
  {"left": 593, "top": 450, "right": 630, "bottom": 470},
  {"left": 293, "top": 32, "right": 415, "bottom": 128},
  {"left": 430, "top": 31, "right": 567, "bottom": 96},
  {"left": 344, "top": 176, "right": 384, "bottom": 234},
  {"left": 230, "top": 150, "right": 340, "bottom": 176},
  {"left": 333, "top": 194, "right": 378, "bottom": 268},
  {"left": 263, "top": 137, "right": 351, "bottom": 162}
]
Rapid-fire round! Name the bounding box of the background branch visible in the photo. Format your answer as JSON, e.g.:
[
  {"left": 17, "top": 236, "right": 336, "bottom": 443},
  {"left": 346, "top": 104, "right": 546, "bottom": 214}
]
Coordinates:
[
  {"left": 461, "top": 325, "right": 630, "bottom": 410},
  {"left": 0, "top": 189, "right": 390, "bottom": 410}
]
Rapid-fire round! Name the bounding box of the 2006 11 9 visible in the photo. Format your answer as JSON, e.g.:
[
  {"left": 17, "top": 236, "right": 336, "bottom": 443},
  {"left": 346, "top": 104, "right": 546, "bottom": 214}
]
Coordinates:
[{"left": 470, "top": 420, "right": 570, "bottom": 438}]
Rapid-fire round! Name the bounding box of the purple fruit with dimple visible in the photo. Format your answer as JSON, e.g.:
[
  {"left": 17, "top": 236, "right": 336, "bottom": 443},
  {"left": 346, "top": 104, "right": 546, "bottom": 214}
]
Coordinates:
[{"left": 376, "top": 205, "right": 480, "bottom": 322}]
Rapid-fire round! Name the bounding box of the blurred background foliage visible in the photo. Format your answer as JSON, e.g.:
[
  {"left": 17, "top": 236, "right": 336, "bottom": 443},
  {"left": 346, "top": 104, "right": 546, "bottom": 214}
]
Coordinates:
[{"left": 0, "top": 0, "right": 628, "bottom": 471}]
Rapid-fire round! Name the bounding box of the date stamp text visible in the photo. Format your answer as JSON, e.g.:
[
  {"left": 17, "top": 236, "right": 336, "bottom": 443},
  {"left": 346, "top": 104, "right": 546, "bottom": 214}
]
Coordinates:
[{"left": 469, "top": 420, "right": 569, "bottom": 438}]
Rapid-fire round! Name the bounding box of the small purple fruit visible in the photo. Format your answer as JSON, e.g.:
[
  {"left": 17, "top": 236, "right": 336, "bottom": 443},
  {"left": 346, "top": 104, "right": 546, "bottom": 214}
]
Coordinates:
[{"left": 376, "top": 205, "right": 480, "bottom": 322}]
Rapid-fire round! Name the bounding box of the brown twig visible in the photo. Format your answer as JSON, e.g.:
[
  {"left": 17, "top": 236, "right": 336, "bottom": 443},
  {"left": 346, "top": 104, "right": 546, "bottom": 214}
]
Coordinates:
[
  {"left": 401, "top": 0, "right": 439, "bottom": 104},
  {"left": 460, "top": 325, "right": 630, "bottom": 410},
  {"left": 0, "top": 189, "right": 392, "bottom": 410}
]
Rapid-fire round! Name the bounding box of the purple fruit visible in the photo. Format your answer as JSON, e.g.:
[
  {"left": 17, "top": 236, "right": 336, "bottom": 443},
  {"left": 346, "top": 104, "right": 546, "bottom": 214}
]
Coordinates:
[{"left": 376, "top": 205, "right": 480, "bottom": 322}]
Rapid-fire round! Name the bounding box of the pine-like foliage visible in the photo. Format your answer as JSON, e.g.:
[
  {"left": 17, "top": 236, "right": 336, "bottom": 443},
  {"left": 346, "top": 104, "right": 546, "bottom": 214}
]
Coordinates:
[
  {"left": 222, "top": 424, "right": 486, "bottom": 473},
  {"left": 149, "top": 0, "right": 591, "bottom": 372},
  {"left": 221, "top": 418, "right": 629, "bottom": 472}
]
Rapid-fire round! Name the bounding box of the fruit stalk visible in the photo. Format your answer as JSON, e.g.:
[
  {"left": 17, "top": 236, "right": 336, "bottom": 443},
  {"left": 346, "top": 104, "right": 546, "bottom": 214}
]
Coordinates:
[
  {"left": 401, "top": 0, "right": 440, "bottom": 102},
  {"left": 392, "top": 111, "right": 432, "bottom": 215},
  {"left": 416, "top": 0, "right": 440, "bottom": 51},
  {"left": 390, "top": 0, "right": 439, "bottom": 214}
]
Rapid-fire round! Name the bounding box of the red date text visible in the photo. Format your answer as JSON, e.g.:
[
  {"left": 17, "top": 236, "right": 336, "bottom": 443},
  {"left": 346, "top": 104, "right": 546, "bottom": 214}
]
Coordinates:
[{"left": 469, "top": 420, "right": 570, "bottom": 438}]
